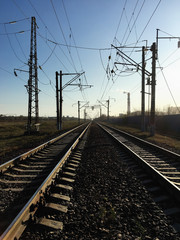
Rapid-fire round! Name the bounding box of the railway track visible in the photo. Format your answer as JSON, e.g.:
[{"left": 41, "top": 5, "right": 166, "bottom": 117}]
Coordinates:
[
  {"left": 0, "top": 122, "right": 180, "bottom": 239},
  {"left": 100, "top": 123, "right": 180, "bottom": 231},
  {"left": 0, "top": 123, "right": 89, "bottom": 240}
]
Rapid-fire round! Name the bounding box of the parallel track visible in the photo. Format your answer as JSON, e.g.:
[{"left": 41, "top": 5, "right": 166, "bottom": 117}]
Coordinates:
[
  {"left": 99, "top": 123, "right": 180, "bottom": 230},
  {"left": 1, "top": 122, "right": 180, "bottom": 239},
  {"left": 0, "top": 123, "right": 90, "bottom": 240}
]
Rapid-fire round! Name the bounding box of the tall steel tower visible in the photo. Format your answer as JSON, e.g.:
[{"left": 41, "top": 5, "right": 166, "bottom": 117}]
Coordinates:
[{"left": 26, "top": 16, "right": 39, "bottom": 133}]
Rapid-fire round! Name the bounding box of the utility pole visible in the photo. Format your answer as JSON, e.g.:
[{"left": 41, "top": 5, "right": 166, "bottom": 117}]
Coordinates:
[
  {"left": 56, "top": 71, "right": 60, "bottom": 130},
  {"left": 107, "top": 99, "right": 110, "bottom": 121},
  {"left": 78, "top": 101, "right": 80, "bottom": 124},
  {"left": 127, "top": 93, "right": 130, "bottom": 115},
  {"left": 60, "top": 70, "right": 63, "bottom": 130},
  {"left": 112, "top": 45, "right": 151, "bottom": 77},
  {"left": 26, "top": 16, "right": 39, "bottom": 134},
  {"left": 141, "top": 46, "right": 145, "bottom": 131},
  {"left": 150, "top": 42, "right": 156, "bottom": 136},
  {"left": 84, "top": 108, "right": 86, "bottom": 121},
  {"left": 112, "top": 44, "right": 151, "bottom": 123},
  {"left": 55, "top": 71, "right": 91, "bottom": 130},
  {"left": 77, "top": 101, "right": 89, "bottom": 124},
  {"left": 55, "top": 70, "right": 63, "bottom": 130},
  {"left": 98, "top": 100, "right": 111, "bottom": 121}
]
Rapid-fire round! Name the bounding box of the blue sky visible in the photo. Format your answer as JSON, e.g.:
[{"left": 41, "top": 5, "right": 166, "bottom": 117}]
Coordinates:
[{"left": 0, "top": 0, "right": 180, "bottom": 118}]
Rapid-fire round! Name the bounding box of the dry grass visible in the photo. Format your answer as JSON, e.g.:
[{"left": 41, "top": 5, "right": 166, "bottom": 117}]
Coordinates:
[
  {"left": 0, "top": 118, "right": 80, "bottom": 162},
  {"left": 1, "top": 119, "right": 179, "bottom": 163}
]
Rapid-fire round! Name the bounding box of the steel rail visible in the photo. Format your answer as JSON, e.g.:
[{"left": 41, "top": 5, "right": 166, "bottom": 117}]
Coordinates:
[
  {"left": 101, "top": 123, "right": 180, "bottom": 158},
  {"left": 99, "top": 124, "right": 180, "bottom": 203},
  {"left": 0, "top": 122, "right": 90, "bottom": 240},
  {"left": 0, "top": 123, "right": 88, "bottom": 174}
]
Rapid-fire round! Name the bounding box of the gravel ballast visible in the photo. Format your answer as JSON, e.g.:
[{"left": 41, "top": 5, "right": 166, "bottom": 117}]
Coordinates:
[
  {"left": 20, "top": 123, "right": 180, "bottom": 239},
  {"left": 59, "top": 123, "right": 180, "bottom": 239}
]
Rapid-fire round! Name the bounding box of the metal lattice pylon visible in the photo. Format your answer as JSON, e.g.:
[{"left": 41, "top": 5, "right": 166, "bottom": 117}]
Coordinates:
[{"left": 26, "top": 16, "right": 39, "bottom": 133}]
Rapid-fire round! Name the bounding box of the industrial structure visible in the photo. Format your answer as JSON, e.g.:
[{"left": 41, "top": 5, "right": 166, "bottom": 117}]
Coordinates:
[{"left": 25, "top": 16, "right": 39, "bottom": 134}]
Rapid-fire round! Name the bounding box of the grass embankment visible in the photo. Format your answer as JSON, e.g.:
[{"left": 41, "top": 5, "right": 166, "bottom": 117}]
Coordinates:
[
  {"left": 106, "top": 123, "right": 180, "bottom": 154},
  {"left": 0, "top": 119, "right": 80, "bottom": 163}
]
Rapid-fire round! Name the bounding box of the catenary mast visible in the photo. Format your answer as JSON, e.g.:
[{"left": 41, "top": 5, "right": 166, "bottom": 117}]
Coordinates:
[{"left": 26, "top": 16, "right": 39, "bottom": 133}]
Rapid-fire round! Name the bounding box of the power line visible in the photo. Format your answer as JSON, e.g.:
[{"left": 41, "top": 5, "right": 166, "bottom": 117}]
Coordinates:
[
  {"left": 121, "top": 0, "right": 140, "bottom": 45},
  {"left": 114, "top": 70, "right": 137, "bottom": 78},
  {"left": 38, "top": 28, "right": 117, "bottom": 99},
  {"left": 97, "top": 72, "right": 109, "bottom": 101},
  {"left": 11, "top": 0, "right": 30, "bottom": 20},
  {"left": 64, "top": 87, "right": 79, "bottom": 92},
  {"left": 11, "top": 0, "right": 82, "bottom": 97},
  {"left": 115, "top": 0, "right": 161, "bottom": 61},
  {"left": 0, "top": 66, "right": 25, "bottom": 82},
  {"left": 112, "top": 0, "right": 162, "bottom": 81},
  {"left": 123, "top": 0, "right": 146, "bottom": 46},
  {"left": 130, "top": 83, "right": 141, "bottom": 94},
  {"left": 38, "top": 33, "right": 112, "bottom": 51},
  {"left": 50, "top": 0, "right": 77, "bottom": 72},
  {"left": 62, "top": 0, "right": 83, "bottom": 71},
  {"left": 0, "top": 30, "right": 30, "bottom": 35},
  {"left": 15, "top": 33, "right": 28, "bottom": 61},
  {"left": 158, "top": 59, "right": 180, "bottom": 113},
  {"left": 99, "top": 50, "right": 107, "bottom": 71},
  {"left": 0, "top": 51, "right": 55, "bottom": 103},
  {"left": 163, "top": 56, "right": 180, "bottom": 69},
  {"left": 124, "top": 8, "right": 131, "bottom": 38},
  {"left": 98, "top": 47, "right": 148, "bottom": 102},
  {"left": 157, "top": 28, "right": 176, "bottom": 38},
  {"left": 0, "top": 66, "right": 54, "bottom": 101},
  {"left": 132, "top": 13, "right": 138, "bottom": 42},
  {"left": 50, "top": 0, "right": 66, "bottom": 46},
  {"left": 37, "top": 65, "right": 58, "bottom": 94},
  {"left": 40, "top": 44, "right": 57, "bottom": 67},
  {"left": 109, "top": 0, "right": 129, "bottom": 81},
  {"left": 14, "top": 0, "right": 73, "bottom": 72},
  {"left": 163, "top": 49, "right": 179, "bottom": 64},
  {"left": 0, "top": 17, "right": 30, "bottom": 25},
  {"left": 63, "top": 92, "right": 77, "bottom": 102},
  {"left": 40, "top": 39, "right": 69, "bottom": 72},
  {"left": 4, "top": 24, "right": 27, "bottom": 64},
  {"left": 104, "top": 0, "right": 140, "bottom": 83},
  {"left": 61, "top": 0, "right": 89, "bottom": 101},
  {"left": 137, "top": 0, "right": 162, "bottom": 42},
  {"left": 114, "top": 0, "right": 128, "bottom": 39},
  {"left": 100, "top": 77, "right": 113, "bottom": 101}
]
